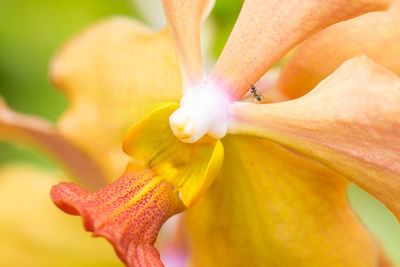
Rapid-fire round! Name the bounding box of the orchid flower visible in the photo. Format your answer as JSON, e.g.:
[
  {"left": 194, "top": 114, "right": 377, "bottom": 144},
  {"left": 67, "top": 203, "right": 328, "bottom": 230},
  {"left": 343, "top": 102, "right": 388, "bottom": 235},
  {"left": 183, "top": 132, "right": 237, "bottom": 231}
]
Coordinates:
[{"left": 2, "top": 0, "right": 400, "bottom": 266}]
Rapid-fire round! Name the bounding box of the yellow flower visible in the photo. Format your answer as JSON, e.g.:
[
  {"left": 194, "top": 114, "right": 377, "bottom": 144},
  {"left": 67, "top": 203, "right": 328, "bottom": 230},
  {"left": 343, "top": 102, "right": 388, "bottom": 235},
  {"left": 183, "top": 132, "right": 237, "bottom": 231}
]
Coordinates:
[{"left": 1, "top": 0, "right": 400, "bottom": 266}]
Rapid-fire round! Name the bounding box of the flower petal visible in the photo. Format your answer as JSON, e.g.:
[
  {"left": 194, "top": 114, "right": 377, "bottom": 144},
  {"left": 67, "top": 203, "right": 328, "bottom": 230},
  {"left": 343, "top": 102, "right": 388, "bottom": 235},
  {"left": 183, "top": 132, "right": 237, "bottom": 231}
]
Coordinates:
[
  {"left": 158, "top": 215, "right": 189, "bottom": 267},
  {"left": 51, "top": 17, "right": 182, "bottom": 181},
  {"left": 0, "top": 164, "right": 122, "bottom": 266},
  {"left": 377, "top": 244, "right": 396, "bottom": 267},
  {"left": 51, "top": 162, "right": 185, "bottom": 267},
  {"left": 209, "top": 0, "right": 392, "bottom": 99},
  {"left": 161, "top": 0, "right": 215, "bottom": 87},
  {"left": 229, "top": 56, "right": 400, "bottom": 220},
  {"left": 240, "top": 70, "right": 287, "bottom": 103},
  {"left": 0, "top": 97, "right": 106, "bottom": 189},
  {"left": 123, "top": 103, "right": 224, "bottom": 207},
  {"left": 186, "top": 135, "right": 380, "bottom": 266},
  {"left": 278, "top": 0, "right": 400, "bottom": 99}
]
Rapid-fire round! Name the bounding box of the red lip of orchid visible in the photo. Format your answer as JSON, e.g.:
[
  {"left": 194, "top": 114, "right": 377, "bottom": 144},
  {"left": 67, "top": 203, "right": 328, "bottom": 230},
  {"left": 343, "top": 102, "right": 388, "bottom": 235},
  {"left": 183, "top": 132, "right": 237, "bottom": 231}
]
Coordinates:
[{"left": 51, "top": 164, "right": 185, "bottom": 266}]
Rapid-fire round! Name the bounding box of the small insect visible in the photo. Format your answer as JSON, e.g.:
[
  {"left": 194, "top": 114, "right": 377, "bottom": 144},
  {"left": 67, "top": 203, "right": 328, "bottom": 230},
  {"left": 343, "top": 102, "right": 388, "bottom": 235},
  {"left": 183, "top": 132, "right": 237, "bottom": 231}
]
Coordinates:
[{"left": 249, "top": 84, "right": 263, "bottom": 102}]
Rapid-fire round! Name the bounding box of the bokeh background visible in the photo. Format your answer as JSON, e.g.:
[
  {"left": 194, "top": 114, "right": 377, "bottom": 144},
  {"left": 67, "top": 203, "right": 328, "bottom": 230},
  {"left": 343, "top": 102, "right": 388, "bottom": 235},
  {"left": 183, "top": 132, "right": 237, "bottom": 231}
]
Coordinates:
[{"left": 0, "top": 0, "right": 399, "bottom": 266}]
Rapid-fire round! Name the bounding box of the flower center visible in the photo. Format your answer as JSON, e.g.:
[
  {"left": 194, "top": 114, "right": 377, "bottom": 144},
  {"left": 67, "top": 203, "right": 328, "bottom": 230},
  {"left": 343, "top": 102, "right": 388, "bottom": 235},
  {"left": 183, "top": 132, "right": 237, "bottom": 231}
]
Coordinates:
[{"left": 169, "top": 81, "right": 232, "bottom": 143}]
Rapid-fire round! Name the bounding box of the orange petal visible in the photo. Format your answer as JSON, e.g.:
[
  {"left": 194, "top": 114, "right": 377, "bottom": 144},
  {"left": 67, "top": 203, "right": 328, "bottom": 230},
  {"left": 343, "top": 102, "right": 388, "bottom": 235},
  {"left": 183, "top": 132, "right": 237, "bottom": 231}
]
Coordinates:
[
  {"left": 278, "top": 0, "right": 400, "bottom": 99},
  {"left": 51, "top": 17, "right": 182, "bottom": 181},
  {"left": 378, "top": 244, "right": 396, "bottom": 267},
  {"left": 186, "top": 135, "right": 380, "bottom": 266},
  {"left": 161, "top": 0, "right": 214, "bottom": 87},
  {"left": 51, "top": 163, "right": 184, "bottom": 267},
  {"left": 240, "top": 70, "right": 287, "bottom": 103},
  {"left": 209, "top": 0, "right": 391, "bottom": 99},
  {"left": 230, "top": 56, "right": 400, "bottom": 220},
  {"left": 0, "top": 98, "right": 106, "bottom": 189}
]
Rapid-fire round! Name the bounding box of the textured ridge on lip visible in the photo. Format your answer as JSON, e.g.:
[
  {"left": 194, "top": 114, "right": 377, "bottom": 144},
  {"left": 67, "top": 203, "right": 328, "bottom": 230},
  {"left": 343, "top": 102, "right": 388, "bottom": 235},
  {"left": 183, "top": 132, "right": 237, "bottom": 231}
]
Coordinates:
[{"left": 50, "top": 166, "right": 184, "bottom": 267}]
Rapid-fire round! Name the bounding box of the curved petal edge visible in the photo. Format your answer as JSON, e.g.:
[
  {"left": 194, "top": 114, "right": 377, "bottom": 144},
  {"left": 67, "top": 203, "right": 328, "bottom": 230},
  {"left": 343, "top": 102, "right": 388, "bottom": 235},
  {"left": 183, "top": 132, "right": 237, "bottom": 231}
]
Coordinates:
[
  {"left": 0, "top": 97, "right": 106, "bottom": 189},
  {"left": 278, "top": 0, "right": 400, "bottom": 99},
  {"left": 229, "top": 55, "right": 400, "bottom": 221},
  {"left": 210, "top": 0, "right": 392, "bottom": 99}
]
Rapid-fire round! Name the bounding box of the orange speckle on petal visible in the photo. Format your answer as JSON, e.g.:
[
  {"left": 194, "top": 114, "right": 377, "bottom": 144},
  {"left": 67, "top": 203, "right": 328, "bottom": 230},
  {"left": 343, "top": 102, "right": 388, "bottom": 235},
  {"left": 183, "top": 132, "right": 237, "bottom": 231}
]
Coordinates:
[{"left": 51, "top": 166, "right": 184, "bottom": 267}]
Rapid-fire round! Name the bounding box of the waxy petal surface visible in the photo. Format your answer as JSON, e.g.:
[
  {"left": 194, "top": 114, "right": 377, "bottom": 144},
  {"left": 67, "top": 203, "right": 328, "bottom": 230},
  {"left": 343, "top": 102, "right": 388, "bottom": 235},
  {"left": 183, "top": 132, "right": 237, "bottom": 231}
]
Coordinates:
[
  {"left": 278, "top": 0, "right": 400, "bottom": 99},
  {"left": 230, "top": 56, "right": 400, "bottom": 220},
  {"left": 51, "top": 163, "right": 184, "bottom": 267},
  {"left": 51, "top": 17, "right": 181, "bottom": 181},
  {"left": 123, "top": 103, "right": 224, "bottom": 207},
  {"left": 0, "top": 98, "right": 106, "bottom": 189},
  {"left": 161, "top": 0, "right": 214, "bottom": 87},
  {"left": 209, "top": 0, "right": 391, "bottom": 99},
  {"left": 186, "top": 136, "right": 378, "bottom": 267},
  {"left": 0, "top": 164, "right": 122, "bottom": 267}
]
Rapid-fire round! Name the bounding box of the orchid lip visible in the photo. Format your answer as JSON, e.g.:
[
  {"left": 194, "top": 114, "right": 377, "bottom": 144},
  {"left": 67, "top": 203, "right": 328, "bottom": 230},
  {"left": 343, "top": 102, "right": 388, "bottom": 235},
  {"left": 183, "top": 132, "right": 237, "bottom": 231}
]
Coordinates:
[{"left": 169, "top": 80, "right": 232, "bottom": 143}]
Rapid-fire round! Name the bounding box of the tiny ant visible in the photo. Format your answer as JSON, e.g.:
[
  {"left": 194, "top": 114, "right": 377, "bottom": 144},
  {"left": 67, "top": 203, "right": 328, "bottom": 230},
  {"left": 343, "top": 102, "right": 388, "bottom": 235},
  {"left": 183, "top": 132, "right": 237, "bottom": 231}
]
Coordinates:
[{"left": 249, "top": 84, "right": 263, "bottom": 102}]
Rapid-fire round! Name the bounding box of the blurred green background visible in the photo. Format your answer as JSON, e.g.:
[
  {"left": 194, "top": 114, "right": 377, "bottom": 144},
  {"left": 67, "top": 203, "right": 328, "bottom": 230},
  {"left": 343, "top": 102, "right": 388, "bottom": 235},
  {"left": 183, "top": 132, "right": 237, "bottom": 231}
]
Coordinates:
[{"left": 0, "top": 0, "right": 399, "bottom": 266}]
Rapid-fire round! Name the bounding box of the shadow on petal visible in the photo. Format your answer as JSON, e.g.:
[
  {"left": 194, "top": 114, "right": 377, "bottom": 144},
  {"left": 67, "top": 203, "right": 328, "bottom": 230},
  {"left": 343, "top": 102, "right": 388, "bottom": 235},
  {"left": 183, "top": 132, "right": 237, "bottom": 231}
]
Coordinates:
[
  {"left": 278, "top": 0, "right": 400, "bottom": 99},
  {"left": 230, "top": 56, "right": 400, "bottom": 221}
]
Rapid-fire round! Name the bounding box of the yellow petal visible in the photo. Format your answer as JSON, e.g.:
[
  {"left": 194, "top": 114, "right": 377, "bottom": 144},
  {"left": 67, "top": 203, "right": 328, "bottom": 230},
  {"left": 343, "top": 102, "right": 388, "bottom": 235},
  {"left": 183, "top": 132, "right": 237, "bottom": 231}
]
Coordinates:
[
  {"left": 278, "top": 0, "right": 400, "bottom": 99},
  {"left": 186, "top": 135, "right": 379, "bottom": 267},
  {"left": 51, "top": 17, "right": 182, "bottom": 181},
  {"left": 123, "top": 103, "right": 224, "bottom": 207},
  {"left": 161, "top": 0, "right": 214, "bottom": 87},
  {"left": 230, "top": 56, "right": 400, "bottom": 220},
  {"left": 0, "top": 98, "right": 106, "bottom": 189},
  {"left": 209, "top": 0, "right": 391, "bottom": 99},
  {"left": 0, "top": 164, "right": 122, "bottom": 267}
]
